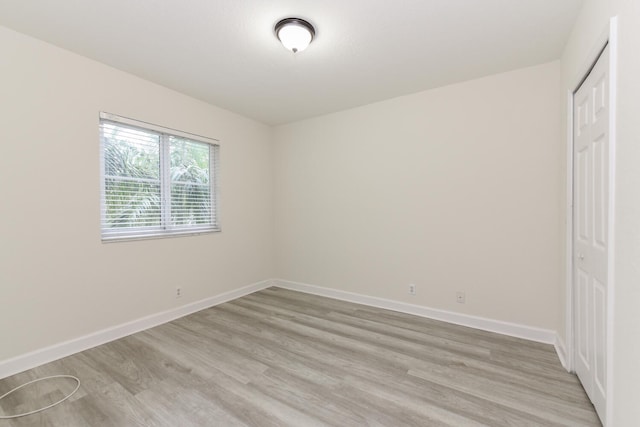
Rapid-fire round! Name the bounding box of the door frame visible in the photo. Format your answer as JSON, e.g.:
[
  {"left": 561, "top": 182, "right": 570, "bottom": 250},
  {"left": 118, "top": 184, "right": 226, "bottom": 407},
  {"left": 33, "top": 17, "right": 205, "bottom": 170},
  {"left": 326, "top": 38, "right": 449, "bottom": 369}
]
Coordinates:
[{"left": 564, "top": 16, "right": 617, "bottom": 426}]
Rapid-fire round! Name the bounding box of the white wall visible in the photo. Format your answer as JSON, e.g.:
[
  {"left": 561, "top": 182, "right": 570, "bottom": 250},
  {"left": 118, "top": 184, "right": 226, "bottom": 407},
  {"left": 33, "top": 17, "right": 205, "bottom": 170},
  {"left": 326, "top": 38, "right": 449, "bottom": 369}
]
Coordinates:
[
  {"left": 274, "top": 62, "right": 562, "bottom": 331},
  {"left": 560, "top": 0, "right": 640, "bottom": 424},
  {"left": 0, "top": 26, "right": 274, "bottom": 363},
  {"left": 5, "top": 5, "right": 638, "bottom": 422}
]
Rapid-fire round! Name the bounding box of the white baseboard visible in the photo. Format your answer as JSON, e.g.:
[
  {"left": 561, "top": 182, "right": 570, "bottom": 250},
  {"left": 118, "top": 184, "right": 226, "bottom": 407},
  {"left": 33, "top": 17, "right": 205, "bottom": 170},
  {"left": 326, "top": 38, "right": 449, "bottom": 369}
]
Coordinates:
[
  {"left": 273, "top": 279, "right": 557, "bottom": 345},
  {"left": 1, "top": 278, "right": 566, "bottom": 380},
  {"left": 555, "top": 335, "right": 570, "bottom": 371},
  {"left": 0, "top": 280, "right": 272, "bottom": 380}
]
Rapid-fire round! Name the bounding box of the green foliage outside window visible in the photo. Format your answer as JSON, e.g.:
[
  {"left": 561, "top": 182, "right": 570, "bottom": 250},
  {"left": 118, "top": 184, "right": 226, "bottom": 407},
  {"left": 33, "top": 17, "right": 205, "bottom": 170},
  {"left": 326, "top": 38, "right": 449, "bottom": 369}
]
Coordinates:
[{"left": 102, "top": 122, "right": 213, "bottom": 234}]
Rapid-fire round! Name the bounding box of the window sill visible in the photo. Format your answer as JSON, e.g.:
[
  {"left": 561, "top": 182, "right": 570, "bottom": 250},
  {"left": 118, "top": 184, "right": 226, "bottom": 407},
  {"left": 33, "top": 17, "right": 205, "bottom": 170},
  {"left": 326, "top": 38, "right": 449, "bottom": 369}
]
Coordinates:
[{"left": 101, "top": 227, "right": 221, "bottom": 243}]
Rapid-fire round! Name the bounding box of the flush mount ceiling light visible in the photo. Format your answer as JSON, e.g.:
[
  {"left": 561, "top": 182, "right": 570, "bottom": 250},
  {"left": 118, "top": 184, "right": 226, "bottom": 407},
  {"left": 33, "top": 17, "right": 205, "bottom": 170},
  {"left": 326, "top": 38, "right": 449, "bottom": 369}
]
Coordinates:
[{"left": 275, "top": 17, "right": 315, "bottom": 53}]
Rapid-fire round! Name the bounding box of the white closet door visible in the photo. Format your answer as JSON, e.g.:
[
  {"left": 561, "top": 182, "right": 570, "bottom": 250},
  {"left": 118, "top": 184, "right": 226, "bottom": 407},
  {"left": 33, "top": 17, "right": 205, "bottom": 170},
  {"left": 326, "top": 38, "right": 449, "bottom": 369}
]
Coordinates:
[{"left": 573, "top": 44, "right": 609, "bottom": 424}]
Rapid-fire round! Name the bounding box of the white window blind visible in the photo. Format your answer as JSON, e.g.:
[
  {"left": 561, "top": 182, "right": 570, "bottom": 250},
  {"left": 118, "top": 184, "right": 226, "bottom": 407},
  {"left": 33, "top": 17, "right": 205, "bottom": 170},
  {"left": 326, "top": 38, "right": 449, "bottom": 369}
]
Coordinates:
[{"left": 99, "top": 112, "right": 220, "bottom": 241}]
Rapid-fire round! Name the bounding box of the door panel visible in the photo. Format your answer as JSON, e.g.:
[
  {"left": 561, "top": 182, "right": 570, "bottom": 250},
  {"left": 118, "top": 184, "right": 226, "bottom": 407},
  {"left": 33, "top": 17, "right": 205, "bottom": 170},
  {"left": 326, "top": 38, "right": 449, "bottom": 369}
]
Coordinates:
[
  {"left": 573, "top": 44, "right": 609, "bottom": 424},
  {"left": 577, "top": 269, "right": 590, "bottom": 370},
  {"left": 576, "top": 146, "right": 590, "bottom": 243},
  {"left": 593, "top": 137, "right": 606, "bottom": 248},
  {"left": 594, "top": 279, "right": 606, "bottom": 395}
]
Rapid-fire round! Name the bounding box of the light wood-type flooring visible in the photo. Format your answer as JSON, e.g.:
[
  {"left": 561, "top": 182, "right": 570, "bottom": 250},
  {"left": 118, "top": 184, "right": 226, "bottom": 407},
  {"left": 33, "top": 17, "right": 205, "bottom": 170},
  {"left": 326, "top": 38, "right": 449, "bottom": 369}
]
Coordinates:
[{"left": 0, "top": 287, "right": 600, "bottom": 426}]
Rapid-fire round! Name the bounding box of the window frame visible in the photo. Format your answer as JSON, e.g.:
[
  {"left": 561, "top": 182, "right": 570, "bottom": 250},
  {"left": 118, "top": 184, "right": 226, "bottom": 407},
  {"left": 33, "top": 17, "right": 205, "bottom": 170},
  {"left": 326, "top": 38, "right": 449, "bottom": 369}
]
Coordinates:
[{"left": 99, "top": 112, "right": 220, "bottom": 242}]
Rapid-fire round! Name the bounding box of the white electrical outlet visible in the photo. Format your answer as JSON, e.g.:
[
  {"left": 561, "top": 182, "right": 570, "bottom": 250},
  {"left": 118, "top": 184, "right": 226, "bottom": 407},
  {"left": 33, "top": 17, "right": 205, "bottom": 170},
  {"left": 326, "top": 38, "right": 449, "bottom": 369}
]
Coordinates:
[
  {"left": 176, "top": 287, "right": 182, "bottom": 298},
  {"left": 456, "top": 291, "right": 466, "bottom": 304},
  {"left": 409, "top": 284, "right": 416, "bottom": 295}
]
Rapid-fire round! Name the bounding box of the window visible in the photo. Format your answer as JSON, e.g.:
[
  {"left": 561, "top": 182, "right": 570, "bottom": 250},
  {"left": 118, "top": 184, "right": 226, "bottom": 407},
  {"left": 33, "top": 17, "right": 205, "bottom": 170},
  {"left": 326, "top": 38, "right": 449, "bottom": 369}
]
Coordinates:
[{"left": 99, "top": 112, "right": 219, "bottom": 241}]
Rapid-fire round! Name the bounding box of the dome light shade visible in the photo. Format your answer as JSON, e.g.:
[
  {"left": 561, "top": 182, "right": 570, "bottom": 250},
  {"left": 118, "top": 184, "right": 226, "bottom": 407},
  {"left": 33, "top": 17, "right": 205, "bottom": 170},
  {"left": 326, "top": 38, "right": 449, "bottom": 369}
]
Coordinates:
[{"left": 275, "top": 18, "right": 315, "bottom": 53}]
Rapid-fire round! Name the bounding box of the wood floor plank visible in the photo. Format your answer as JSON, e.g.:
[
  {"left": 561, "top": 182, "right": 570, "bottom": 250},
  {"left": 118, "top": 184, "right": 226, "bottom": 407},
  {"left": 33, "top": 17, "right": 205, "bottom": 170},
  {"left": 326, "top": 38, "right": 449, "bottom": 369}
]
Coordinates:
[{"left": 0, "top": 287, "right": 600, "bottom": 426}]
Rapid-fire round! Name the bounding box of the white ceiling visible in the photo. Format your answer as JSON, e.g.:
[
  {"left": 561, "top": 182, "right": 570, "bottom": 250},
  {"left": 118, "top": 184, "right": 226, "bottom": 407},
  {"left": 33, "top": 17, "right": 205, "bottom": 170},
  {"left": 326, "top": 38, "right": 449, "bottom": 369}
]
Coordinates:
[{"left": 0, "top": 0, "right": 583, "bottom": 125}]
